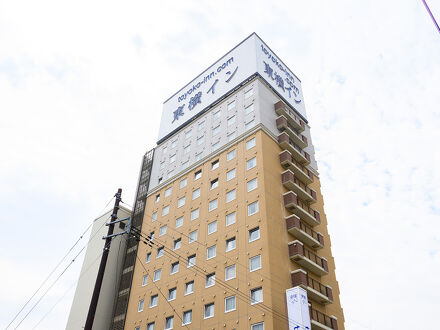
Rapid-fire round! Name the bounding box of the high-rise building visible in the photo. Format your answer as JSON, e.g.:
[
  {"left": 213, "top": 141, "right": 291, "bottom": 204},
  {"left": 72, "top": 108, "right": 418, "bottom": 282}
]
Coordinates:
[{"left": 111, "top": 33, "right": 344, "bottom": 330}]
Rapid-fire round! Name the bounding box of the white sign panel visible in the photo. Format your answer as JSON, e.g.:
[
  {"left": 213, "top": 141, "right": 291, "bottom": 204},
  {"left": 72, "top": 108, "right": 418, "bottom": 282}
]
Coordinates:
[
  {"left": 158, "top": 33, "right": 306, "bottom": 142},
  {"left": 286, "top": 286, "right": 311, "bottom": 330}
]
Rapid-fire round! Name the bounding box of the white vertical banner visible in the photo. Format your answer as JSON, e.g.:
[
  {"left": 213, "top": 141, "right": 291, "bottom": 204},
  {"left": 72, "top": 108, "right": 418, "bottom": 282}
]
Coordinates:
[{"left": 286, "top": 286, "right": 311, "bottom": 330}]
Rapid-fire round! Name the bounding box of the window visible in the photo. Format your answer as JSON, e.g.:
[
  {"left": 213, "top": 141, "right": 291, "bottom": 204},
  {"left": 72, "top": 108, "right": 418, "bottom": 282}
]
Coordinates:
[
  {"left": 212, "top": 141, "right": 220, "bottom": 151},
  {"left": 211, "top": 159, "right": 219, "bottom": 170},
  {"left": 170, "top": 154, "right": 176, "bottom": 163},
  {"left": 225, "top": 264, "right": 236, "bottom": 280},
  {"left": 138, "top": 299, "right": 144, "bottom": 312},
  {"left": 245, "top": 88, "right": 253, "bottom": 99},
  {"left": 212, "top": 125, "right": 220, "bottom": 136},
  {"left": 162, "top": 205, "right": 170, "bottom": 216},
  {"left": 147, "top": 322, "right": 155, "bottom": 330},
  {"left": 150, "top": 294, "right": 158, "bottom": 308},
  {"left": 160, "top": 161, "right": 165, "bottom": 170},
  {"left": 180, "top": 178, "right": 187, "bottom": 188},
  {"left": 187, "top": 254, "right": 196, "bottom": 268},
  {"left": 165, "top": 316, "right": 173, "bottom": 330},
  {"left": 226, "top": 168, "right": 236, "bottom": 181},
  {"left": 251, "top": 322, "right": 264, "bottom": 330},
  {"left": 209, "top": 199, "right": 218, "bottom": 211},
  {"left": 227, "top": 149, "right": 236, "bottom": 161},
  {"left": 165, "top": 187, "right": 172, "bottom": 197},
  {"left": 247, "top": 178, "right": 258, "bottom": 192},
  {"left": 213, "top": 110, "right": 221, "bottom": 120},
  {"left": 159, "top": 225, "right": 167, "bottom": 236},
  {"left": 227, "top": 131, "right": 236, "bottom": 142},
  {"left": 195, "top": 152, "right": 203, "bottom": 161},
  {"left": 197, "top": 136, "right": 204, "bottom": 145},
  {"left": 206, "top": 273, "right": 215, "bottom": 287},
  {"left": 146, "top": 252, "right": 151, "bottom": 263},
  {"left": 227, "top": 100, "right": 236, "bottom": 110},
  {"left": 163, "top": 146, "right": 167, "bottom": 154},
  {"left": 207, "top": 245, "right": 216, "bottom": 259},
  {"left": 198, "top": 121, "right": 205, "bottom": 130},
  {"left": 192, "top": 188, "right": 200, "bottom": 200},
  {"left": 185, "top": 130, "right": 192, "bottom": 139},
  {"left": 168, "top": 287, "right": 176, "bottom": 301},
  {"left": 189, "top": 230, "right": 198, "bottom": 243},
  {"left": 170, "top": 262, "right": 179, "bottom": 274},
  {"left": 149, "top": 231, "right": 154, "bottom": 241},
  {"left": 177, "top": 196, "right": 185, "bottom": 208},
  {"left": 190, "top": 208, "right": 199, "bottom": 221},
  {"left": 225, "top": 295, "right": 236, "bottom": 312},
  {"left": 245, "top": 120, "right": 255, "bottom": 130},
  {"left": 194, "top": 170, "right": 202, "bottom": 180},
  {"left": 158, "top": 177, "right": 162, "bottom": 184},
  {"left": 153, "top": 269, "right": 161, "bottom": 282},
  {"left": 142, "top": 274, "right": 148, "bottom": 286},
  {"left": 226, "top": 212, "right": 236, "bottom": 226},
  {"left": 173, "top": 238, "right": 181, "bottom": 250},
  {"left": 175, "top": 216, "right": 183, "bottom": 228},
  {"left": 226, "top": 237, "right": 236, "bottom": 252},
  {"left": 171, "top": 139, "right": 177, "bottom": 148},
  {"left": 155, "top": 194, "right": 160, "bottom": 203},
  {"left": 210, "top": 178, "right": 218, "bottom": 190},
  {"left": 245, "top": 103, "right": 254, "bottom": 115},
  {"left": 248, "top": 201, "right": 259, "bottom": 215},
  {"left": 152, "top": 212, "right": 157, "bottom": 222},
  {"left": 204, "top": 303, "right": 215, "bottom": 319},
  {"left": 156, "top": 247, "right": 164, "bottom": 258},
  {"left": 136, "top": 326, "right": 140, "bottom": 330},
  {"left": 226, "top": 189, "right": 236, "bottom": 203},
  {"left": 184, "top": 144, "right": 190, "bottom": 154},
  {"left": 207, "top": 221, "right": 217, "bottom": 234},
  {"left": 227, "top": 115, "right": 235, "bottom": 126},
  {"left": 247, "top": 157, "right": 257, "bottom": 170},
  {"left": 250, "top": 255, "right": 261, "bottom": 271},
  {"left": 251, "top": 287, "right": 263, "bottom": 304},
  {"left": 182, "top": 310, "right": 192, "bottom": 325},
  {"left": 246, "top": 138, "right": 256, "bottom": 150},
  {"left": 249, "top": 227, "right": 260, "bottom": 242},
  {"left": 185, "top": 280, "right": 194, "bottom": 295}
]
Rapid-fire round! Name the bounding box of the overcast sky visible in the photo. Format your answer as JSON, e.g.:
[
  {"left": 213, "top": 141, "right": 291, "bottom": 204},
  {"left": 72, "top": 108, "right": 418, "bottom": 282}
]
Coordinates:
[{"left": 1, "top": 0, "right": 439, "bottom": 329}]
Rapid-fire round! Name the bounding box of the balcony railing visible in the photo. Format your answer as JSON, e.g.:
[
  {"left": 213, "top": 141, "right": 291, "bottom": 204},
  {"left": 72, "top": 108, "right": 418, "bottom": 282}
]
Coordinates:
[
  {"left": 291, "top": 269, "right": 333, "bottom": 304},
  {"left": 310, "top": 307, "right": 338, "bottom": 330},
  {"left": 286, "top": 214, "right": 323, "bottom": 249},
  {"left": 288, "top": 240, "right": 328, "bottom": 276},
  {"left": 274, "top": 100, "right": 306, "bottom": 132},
  {"left": 278, "top": 132, "right": 311, "bottom": 165},
  {"left": 280, "top": 150, "right": 313, "bottom": 184},
  {"left": 282, "top": 170, "right": 317, "bottom": 203},
  {"left": 276, "top": 115, "right": 308, "bottom": 148},
  {"left": 283, "top": 192, "right": 321, "bottom": 227}
]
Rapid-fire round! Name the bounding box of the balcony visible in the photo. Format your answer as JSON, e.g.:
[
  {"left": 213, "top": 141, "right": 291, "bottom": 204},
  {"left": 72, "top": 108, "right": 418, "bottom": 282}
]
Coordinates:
[
  {"left": 286, "top": 215, "right": 323, "bottom": 249},
  {"left": 276, "top": 116, "right": 308, "bottom": 148},
  {"left": 291, "top": 269, "right": 333, "bottom": 304},
  {"left": 278, "top": 132, "right": 311, "bottom": 165},
  {"left": 274, "top": 100, "right": 305, "bottom": 132},
  {"left": 283, "top": 192, "right": 321, "bottom": 227},
  {"left": 282, "top": 170, "right": 317, "bottom": 203},
  {"left": 310, "top": 307, "right": 338, "bottom": 330},
  {"left": 279, "top": 150, "right": 313, "bottom": 184},
  {"left": 288, "top": 240, "right": 328, "bottom": 276}
]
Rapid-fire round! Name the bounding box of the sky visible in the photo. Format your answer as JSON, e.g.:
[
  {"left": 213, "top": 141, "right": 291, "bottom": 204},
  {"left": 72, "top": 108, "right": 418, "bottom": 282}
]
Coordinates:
[{"left": 1, "top": 0, "right": 439, "bottom": 329}]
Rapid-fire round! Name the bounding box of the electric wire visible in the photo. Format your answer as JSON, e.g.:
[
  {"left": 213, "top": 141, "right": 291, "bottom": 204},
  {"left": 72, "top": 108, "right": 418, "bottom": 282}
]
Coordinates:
[{"left": 422, "top": 0, "right": 440, "bottom": 34}]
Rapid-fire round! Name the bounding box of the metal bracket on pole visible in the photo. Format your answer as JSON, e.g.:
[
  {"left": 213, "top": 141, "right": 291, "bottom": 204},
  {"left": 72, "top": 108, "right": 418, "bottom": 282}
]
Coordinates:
[{"left": 103, "top": 217, "right": 132, "bottom": 239}]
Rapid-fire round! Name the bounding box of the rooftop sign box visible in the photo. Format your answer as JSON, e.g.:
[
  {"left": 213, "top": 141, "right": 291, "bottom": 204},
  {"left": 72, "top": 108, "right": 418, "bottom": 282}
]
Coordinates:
[{"left": 158, "top": 33, "right": 306, "bottom": 142}]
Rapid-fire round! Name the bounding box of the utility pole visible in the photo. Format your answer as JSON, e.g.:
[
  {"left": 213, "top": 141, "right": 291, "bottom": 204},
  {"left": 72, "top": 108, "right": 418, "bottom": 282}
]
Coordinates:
[{"left": 84, "top": 189, "right": 122, "bottom": 330}]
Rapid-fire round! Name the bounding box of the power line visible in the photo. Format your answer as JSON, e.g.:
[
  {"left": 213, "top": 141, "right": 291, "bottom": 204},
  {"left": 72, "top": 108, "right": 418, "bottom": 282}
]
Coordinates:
[{"left": 422, "top": 0, "right": 440, "bottom": 34}]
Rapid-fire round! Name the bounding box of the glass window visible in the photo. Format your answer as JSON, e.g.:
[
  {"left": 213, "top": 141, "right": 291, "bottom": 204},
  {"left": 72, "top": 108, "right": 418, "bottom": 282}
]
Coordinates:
[
  {"left": 135, "top": 327, "right": 140, "bottom": 330},
  {"left": 155, "top": 194, "right": 160, "bottom": 203},
  {"left": 225, "top": 295, "right": 236, "bottom": 312},
  {"left": 194, "top": 170, "right": 202, "bottom": 180},
  {"left": 225, "top": 264, "right": 236, "bottom": 280},
  {"left": 208, "top": 221, "right": 217, "bottom": 234},
  {"left": 171, "top": 139, "right": 177, "bottom": 148},
  {"left": 227, "top": 100, "right": 235, "bottom": 110},
  {"left": 168, "top": 287, "right": 176, "bottom": 301},
  {"left": 213, "top": 110, "right": 221, "bottom": 120},
  {"left": 245, "top": 120, "right": 255, "bottom": 130},
  {"left": 180, "top": 178, "right": 187, "bottom": 188},
  {"left": 156, "top": 247, "right": 164, "bottom": 258},
  {"left": 247, "top": 157, "right": 257, "bottom": 170},
  {"left": 138, "top": 299, "right": 144, "bottom": 312},
  {"left": 245, "top": 103, "right": 254, "bottom": 115},
  {"left": 248, "top": 201, "right": 259, "bottom": 216},
  {"left": 146, "top": 252, "right": 151, "bottom": 263},
  {"left": 245, "top": 88, "right": 253, "bottom": 99},
  {"left": 184, "top": 144, "right": 191, "bottom": 154},
  {"left": 158, "top": 177, "right": 162, "bottom": 184},
  {"left": 182, "top": 310, "right": 192, "bottom": 325},
  {"left": 212, "top": 125, "right": 220, "bottom": 136},
  {"left": 250, "top": 255, "right": 261, "bottom": 271},
  {"left": 177, "top": 196, "right": 185, "bottom": 208},
  {"left": 226, "top": 212, "right": 236, "bottom": 226},
  {"left": 159, "top": 225, "right": 167, "bottom": 236},
  {"left": 226, "top": 189, "right": 236, "bottom": 203},
  {"left": 227, "top": 131, "right": 236, "bottom": 142},
  {"left": 162, "top": 205, "right": 170, "bottom": 216},
  {"left": 198, "top": 121, "right": 205, "bottom": 130},
  {"left": 190, "top": 208, "right": 199, "bottom": 220},
  {"left": 226, "top": 168, "right": 236, "bottom": 181},
  {"left": 187, "top": 254, "right": 196, "bottom": 268},
  {"left": 251, "top": 287, "right": 263, "bottom": 304},
  {"left": 247, "top": 178, "right": 258, "bottom": 192},
  {"left": 227, "top": 115, "right": 235, "bottom": 126},
  {"left": 204, "top": 303, "right": 214, "bottom": 319},
  {"left": 189, "top": 230, "right": 198, "bottom": 243},
  {"left": 175, "top": 216, "right": 183, "bottom": 228},
  {"left": 246, "top": 138, "right": 256, "bottom": 150},
  {"left": 173, "top": 238, "right": 181, "bottom": 250},
  {"left": 211, "top": 159, "right": 219, "bottom": 170},
  {"left": 152, "top": 212, "right": 157, "bottom": 222},
  {"left": 209, "top": 199, "right": 218, "bottom": 211},
  {"left": 205, "top": 273, "right": 215, "bottom": 287},
  {"left": 147, "top": 322, "right": 155, "bottom": 330},
  {"left": 150, "top": 294, "right": 158, "bottom": 307},
  {"left": 210, "top": 178, "right": 218, "bottom": 190},
  {"left": 192, "top": 188, "right": 200, "bottom": 200},
  {"left": 170, "top": 262, "right": 179, "bottom": 274},
  {"left": 227, "top": 149, "right": 236, "bottom": 161},
  {"left": 185, "top": 130, "right": 192, "bottom": 139},
  {"left": 160, "top": 161, "right": 165, "bottom": 170},
  {"left": 197, "top": 136, "right": 205, "bottom": 145},
  {"left": 165, "top": 316, "right": 173, "bottom": 330},
  {"left": 212, "top": 141, "right": 220, "bottom": 151},
  {"left": 170, "top": 154, "right": 176, "bottom": 163},
  {"left": 163, "top": 146, "right": 167, "bottom": 154},
  {"left": 165, "top": 187, "right": 172, "bottom": 197},
  {"left": 249, "top": 227, "right": 260, "bottom": 242},
  {"left": 251, "top": 322, "right": 264, "bottom": 330},
  {"left": 185, "top": 280, "right": 194, "bottom": 295},
  {"left": 153, "top": 269, "right": 161, "bottom": 282},
  {"left": 226, "top": 237, "right": 236, "bottom": 252},
  {"left": 149, "top": 231, "right": 154, "bottom": 241},
  {"left": 207, "top": 245, "right": 216, "bottom": 259},
  {"left": 142, "top": 274, "right": 148, "bottom": 286},
  {"left": 195, "top": 152, "right": 203, "bottom": 161}
]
